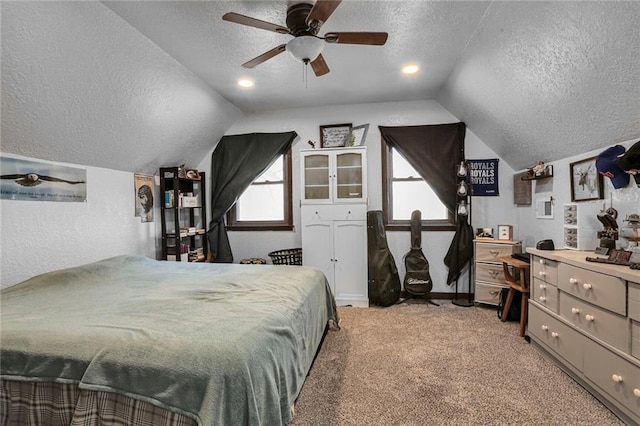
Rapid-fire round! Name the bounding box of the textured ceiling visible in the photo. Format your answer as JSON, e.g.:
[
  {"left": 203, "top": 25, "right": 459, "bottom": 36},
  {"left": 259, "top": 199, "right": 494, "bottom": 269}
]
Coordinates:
[{"left": 101, "top": 0, "right": 640, "bottom": 171}]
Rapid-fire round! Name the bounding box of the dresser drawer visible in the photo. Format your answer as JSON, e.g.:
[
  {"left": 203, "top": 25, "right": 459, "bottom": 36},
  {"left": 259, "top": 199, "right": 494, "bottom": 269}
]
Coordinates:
[
  {"left": 531, "top": 256, "right": 558, "bottom": 285},
  {"left": 558, "top": 263, "right": 626, "bottom": 315},
  {"left": 529, "top": 303, "right": 584, "bottom": 371},
  {"left": 583, "top": 338, "right": 640, "bottom": 417},
  {"left": 475, "top": 282, "right": 504, "bottom": 306},
  {"left": 475, "top": 242, "right": 520, "bottom": 263},
  {"left": 559, "top": 292, "right": 628, "bottom": 352},
  {"left": 630, "top": 282, "right": 640, "bottom": 322},
  {"left": 476, "top": 262, "right": 508, "bottom": 285},
  {"left": 302, "top": 204, "right": 366, "bottom": 221},
  {"left": 531, "top": 277, "right": 558, "bottom": 312},
  {"left": 633, "top": 320, "right": 640, "bottom": 360}
]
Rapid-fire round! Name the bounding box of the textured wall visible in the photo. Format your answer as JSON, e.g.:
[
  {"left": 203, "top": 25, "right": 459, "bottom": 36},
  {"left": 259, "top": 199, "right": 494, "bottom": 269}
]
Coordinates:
[
  {"left": 1, "top": 2, "right": 241, "bottom": 175},
  {"left": 0, "top": 155, "right": 157, "bottom": 288},
  {"left": 199, "top": 100, "right": 514, "bottom": 294}
]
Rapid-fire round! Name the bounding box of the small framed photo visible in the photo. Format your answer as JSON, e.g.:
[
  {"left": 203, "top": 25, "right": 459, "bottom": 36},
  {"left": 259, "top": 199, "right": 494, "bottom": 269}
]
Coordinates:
[
  {"left": 569, "top": 156, "right": 603, "bottom": 202},
  {"left": 497, "top": 224, "right": 513, "bottom": 241},
  {"left": 184, "top": 168, "right": 200, "bottom": 180},
  {"left": 320, "top": 123, "right": 352, "bottom": 148},
  {"left": 347, "top": 124, "right": 369, "bottom": 147},
  {"left": 476, "top": 227, "right": 494, "bottom": 239}
]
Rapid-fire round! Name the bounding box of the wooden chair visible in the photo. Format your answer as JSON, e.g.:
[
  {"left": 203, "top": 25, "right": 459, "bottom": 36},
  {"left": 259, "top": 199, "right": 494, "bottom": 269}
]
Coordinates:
[{"left": 498, "top": 255, "right": 530, "bottom": 337}]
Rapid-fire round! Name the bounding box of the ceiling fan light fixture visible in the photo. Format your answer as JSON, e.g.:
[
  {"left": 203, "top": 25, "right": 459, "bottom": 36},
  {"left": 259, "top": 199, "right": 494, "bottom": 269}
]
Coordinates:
[{"left": 286, "top": 36, "right": 324, "bottom": 63}]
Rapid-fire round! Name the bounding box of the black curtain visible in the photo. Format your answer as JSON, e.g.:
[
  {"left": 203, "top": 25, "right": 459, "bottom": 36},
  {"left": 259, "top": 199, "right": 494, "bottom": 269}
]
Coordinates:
[
  {"left": 379, "top": 123, "right": 465, "bottom": 212},
  {"left": 206, "top": 131, "right": 297, "bottom": 263},
  {"left": 378, "top": 122, "right": 471, "bottom": 285}
]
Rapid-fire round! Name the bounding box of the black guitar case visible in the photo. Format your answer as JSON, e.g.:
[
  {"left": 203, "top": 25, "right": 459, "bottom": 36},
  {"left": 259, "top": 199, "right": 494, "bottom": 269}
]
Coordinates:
[
  {"left": 403, "top": 210, "right": 437, "bottom": 304},
  {"left": 366, "top": 210, "right": 401, "bottom": 307}
]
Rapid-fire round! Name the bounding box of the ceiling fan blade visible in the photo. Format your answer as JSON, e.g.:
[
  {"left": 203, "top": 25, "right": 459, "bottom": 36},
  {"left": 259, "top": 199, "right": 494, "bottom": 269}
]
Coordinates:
[
  {"left": 306, "top": 0, "right": 342, "bottom": 31},
  {"left": 311, "top": 54, "right": 330, "bottom": 77},
  {"left": 222, "top": 12, "right": 290, "bottom": 35},
  {"left": 242, "top": 44, "right": 287, "bottom": 68},
  {"left": 324, "top": 32, "right": 388, "bottom": 45}
]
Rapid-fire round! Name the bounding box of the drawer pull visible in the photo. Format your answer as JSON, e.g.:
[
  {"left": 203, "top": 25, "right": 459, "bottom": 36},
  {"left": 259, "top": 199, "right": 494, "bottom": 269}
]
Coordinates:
[
  {"left": 489, "top": 250, "right": 500, "bottom": 258},
  {"left": 571, "top": 307, "right": 580, "bottom": 315},
  {"left": 488, "top": 270, "right": 501, "bottom": 279},
  {"left": 539, "top": 271, "right": 546, "bottom": 277},
  {"left": 539, "top": 259, "right": 545, "bottom": 264},
  {"left": 612, "top": 374, "right": 623, "bottom": 383},
  {"left": 634, "top": 389, "right": 640, "bottom": 398},
  {"left": 539, "top": 296, "right": 546, "bottom": 302},
  {"left": 541, "top": 325, "right": 548, "bottom": 331},
  {"left": 585, "top": 314, "right": 594, "bottom": 322},
  {"left": 539, "top": 284, "right": 546, "bottom": 290},
  {"left": 551, "top": 331, "right": 559, "bottom": 338},
  {"left": 569, "top": 277, "right": 578, "bottom": 284},
  {"left": 582, "top": 283, "right": 592, "bottom": 290}
]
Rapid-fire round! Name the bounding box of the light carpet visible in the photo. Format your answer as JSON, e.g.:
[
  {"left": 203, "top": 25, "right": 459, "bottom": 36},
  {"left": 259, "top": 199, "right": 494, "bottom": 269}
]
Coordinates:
[{"left": 290, "top": 301, "right": 624, "bottom": 425}]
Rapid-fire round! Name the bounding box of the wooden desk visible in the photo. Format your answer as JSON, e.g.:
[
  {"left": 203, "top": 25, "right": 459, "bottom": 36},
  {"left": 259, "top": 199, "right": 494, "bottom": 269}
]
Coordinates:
[{"left": 498, "top": 255, "right": 530, "bottom": 337}]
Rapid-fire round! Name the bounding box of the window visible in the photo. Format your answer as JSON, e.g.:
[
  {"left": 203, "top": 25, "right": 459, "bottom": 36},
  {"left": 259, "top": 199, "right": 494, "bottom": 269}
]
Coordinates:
[
  {"left": 226, "top": 149, "right": 293, "bottom": 231},
  {"left": 382, "top": 145, "right": 455, "bottom": 231}
]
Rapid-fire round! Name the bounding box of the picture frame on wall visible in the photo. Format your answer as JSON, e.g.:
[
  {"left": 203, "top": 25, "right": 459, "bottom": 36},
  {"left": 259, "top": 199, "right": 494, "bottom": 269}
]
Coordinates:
[
  {"left": 320, "top": 123, "right": 352, "bottom": 148},
  {"left": 347, "top": 124, "right": 369, "bottom": 147},
  {"left": 569, "top": 156, "right": 604, "bottom": 202}
]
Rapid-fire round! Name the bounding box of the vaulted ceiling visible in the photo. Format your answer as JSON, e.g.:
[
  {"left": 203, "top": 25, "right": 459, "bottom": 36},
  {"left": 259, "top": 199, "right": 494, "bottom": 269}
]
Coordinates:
[{"left": 2, "top": 1, "right": 639, "bottom": 172}]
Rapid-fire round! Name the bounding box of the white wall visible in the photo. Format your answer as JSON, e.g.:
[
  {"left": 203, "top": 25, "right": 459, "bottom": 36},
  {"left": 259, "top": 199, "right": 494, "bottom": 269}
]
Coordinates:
[
  {"left": 198, "top": 100, "right": 516, "bottom": 294},
  {"left": 1, "top": 155, "right": 158, "bottom": 289},
  {"left": 513, "top": 138, "right": 640, "bottom": 251}
]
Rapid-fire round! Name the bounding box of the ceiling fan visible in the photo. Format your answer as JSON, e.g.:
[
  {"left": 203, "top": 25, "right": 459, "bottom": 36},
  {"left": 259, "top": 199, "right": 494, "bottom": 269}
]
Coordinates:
[{"left": 222, "top": 0, "right": 388, "bottom": 77}]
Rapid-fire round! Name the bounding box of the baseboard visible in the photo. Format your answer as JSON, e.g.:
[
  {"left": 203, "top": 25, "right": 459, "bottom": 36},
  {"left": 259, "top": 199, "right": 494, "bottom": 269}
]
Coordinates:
[{"left": 400, "top": 291, "right": 475, "bottom": 300}]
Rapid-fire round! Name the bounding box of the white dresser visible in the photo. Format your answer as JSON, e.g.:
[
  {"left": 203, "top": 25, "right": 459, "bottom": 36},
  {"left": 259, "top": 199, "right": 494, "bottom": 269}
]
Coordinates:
[{"left": 527, "top": 248, "right": 640, "bottom": 425}]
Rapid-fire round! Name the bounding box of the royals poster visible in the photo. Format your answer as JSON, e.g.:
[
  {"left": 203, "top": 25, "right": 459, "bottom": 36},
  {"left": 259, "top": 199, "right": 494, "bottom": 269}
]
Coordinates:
[{"left": 467, "top": 159, "right": 499, "bottom": 196}]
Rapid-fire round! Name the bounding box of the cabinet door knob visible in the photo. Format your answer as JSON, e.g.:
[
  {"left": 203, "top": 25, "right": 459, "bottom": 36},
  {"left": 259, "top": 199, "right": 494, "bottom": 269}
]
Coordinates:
[
  {"left": 569, "top": 278, "right": 578, "bottom": 284},
  {"left": 585, "top": 314, "right": 594, "bottom": 322},
  {"left": 612, "top": 374, "right": 623, "bottom": 383},
  {"left": 539, "top": 296, "right": 546, "bottom": 302},
  {"left": 551, "top": 332, "right": 559, "bottom": 338},
  {"left": 634, "top": 388, "right": 640, "bottom": 398},
  {"left": 571, "top": 307, "right": 580, "bottom": 315},
  {"left": 583, "top": 283, "right": 592, "bottom": 290},
  {"left": 541, "top": 325, "right": 548, "bottom": 331}
]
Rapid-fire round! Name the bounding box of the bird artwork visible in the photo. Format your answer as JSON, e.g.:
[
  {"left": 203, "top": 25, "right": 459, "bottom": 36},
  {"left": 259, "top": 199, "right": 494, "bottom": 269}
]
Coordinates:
[{"left": 0, "top": 173, "right": 86, "bottom": 187}]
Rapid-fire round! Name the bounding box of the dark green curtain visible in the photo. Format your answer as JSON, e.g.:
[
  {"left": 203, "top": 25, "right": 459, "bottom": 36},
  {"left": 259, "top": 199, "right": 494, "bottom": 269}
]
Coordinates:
[
  {"left": 207, "top": 131, "right": 297, "bottom": 263},
  {"left": 378, "top": 122, "right": 471, "bottom": 285}
]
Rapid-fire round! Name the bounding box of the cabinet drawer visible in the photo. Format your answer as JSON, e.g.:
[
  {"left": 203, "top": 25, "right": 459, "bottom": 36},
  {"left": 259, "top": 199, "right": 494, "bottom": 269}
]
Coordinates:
[
  {"left": 559, "top": 292, "right": 628, "bottom": 352},
  {"left": 475, "top": 282, "right": 504, "bottom": 305},
  {"left": 630, "top": 282, "right": 640, "bottom": 322},
  {"left": 531, "top": 256, "right": 558, "bottom": 285},
  {"left": 302, "top": 204, "right": 366, "bottom": 222},
  {"left": 583, "top": 338, "right": 640, "bottom": 417},
  {"left": 529, "top": 303, "right": 584, "bottom": 370},
  {"left": 475, "top": 242, "right": 520, "bottom": 262},
  {"left": 531, "top": 277, "right": 558, "bottom": 312},
  {"left": 558, "top": 263, "right": 626, "bottom": 315},
  {"left": 475, "top": 262, "right": 508, "bottom": 285}
]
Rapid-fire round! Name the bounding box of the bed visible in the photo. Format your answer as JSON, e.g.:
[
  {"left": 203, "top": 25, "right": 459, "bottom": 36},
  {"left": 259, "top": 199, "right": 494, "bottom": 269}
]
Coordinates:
[{"left": 0, "top": 255, "right": 339, "bottom": 426}]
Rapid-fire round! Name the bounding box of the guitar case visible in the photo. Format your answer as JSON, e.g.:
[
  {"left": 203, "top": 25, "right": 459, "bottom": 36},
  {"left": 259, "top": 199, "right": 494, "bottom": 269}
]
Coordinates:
[
  {"left": 366, "top": 210, "right": 401, "bottom": 307},
  {"left": 403, "top": 210, "right": 437, "bottom": 304}
]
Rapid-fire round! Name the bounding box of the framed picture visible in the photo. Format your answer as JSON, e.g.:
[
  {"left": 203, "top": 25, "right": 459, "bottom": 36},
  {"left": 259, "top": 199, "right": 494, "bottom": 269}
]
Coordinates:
[
  {"left": 320, "top": 123, "right": 352, "bottom": 148},
  {"left": 569, "top": 156, "right": 604, "bottom": 202},
  {"left": 535, "top": 197, "right": 554, "bottom": 220},
  {"left": 497, "top": 224, "right": 513, "bottom": 241},
  {"left": 348, "top": 124, "right": 369, "bottom": 147},
  {"left": 475, "top": 227, "right": 494, "bottom": 239}
]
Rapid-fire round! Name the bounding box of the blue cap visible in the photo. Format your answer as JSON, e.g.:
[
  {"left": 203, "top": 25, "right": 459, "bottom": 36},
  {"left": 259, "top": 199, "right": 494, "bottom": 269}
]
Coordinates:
[{"left": 596, "top": 145, "right": 630, "bottom": 189}]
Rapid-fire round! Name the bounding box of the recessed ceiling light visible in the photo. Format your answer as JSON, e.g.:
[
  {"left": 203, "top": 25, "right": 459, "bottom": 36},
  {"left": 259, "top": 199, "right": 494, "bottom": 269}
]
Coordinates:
[
  {"left": 402, "top": 64, "right": 419, "bottom": 75},
  {"left": 238, "top": 78, "right": 254, "bottom": 88}
]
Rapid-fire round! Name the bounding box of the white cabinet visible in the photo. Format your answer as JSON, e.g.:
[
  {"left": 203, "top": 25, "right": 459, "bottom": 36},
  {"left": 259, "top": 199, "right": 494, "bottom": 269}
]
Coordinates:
[
  {"left": 301, "top": 147, "right": 368, "bottom": 307},
  {"left": 301, "top": 147, "right": 367, "bottom": 204}
]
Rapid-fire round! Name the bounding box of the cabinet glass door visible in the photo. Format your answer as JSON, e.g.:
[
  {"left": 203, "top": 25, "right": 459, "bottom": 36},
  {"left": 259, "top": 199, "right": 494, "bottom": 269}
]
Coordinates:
[
  {"left": 304, "top": 154, "right": 330, "bottom": 201},
  {"left": 335, "top": 152, "right": 363, "bottom": 200}
]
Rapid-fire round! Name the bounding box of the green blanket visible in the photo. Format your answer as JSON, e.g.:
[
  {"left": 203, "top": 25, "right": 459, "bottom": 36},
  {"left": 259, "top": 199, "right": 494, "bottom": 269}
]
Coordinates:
[{"left": 1, "top": 255, "right": 338, "bottom": 425}]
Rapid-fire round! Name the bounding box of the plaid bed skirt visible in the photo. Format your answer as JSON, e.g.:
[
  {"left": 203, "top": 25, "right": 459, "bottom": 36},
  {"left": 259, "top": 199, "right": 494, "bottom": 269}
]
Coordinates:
[{"left": 0, "top": 380, "right": 198, "bottom": 426}]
